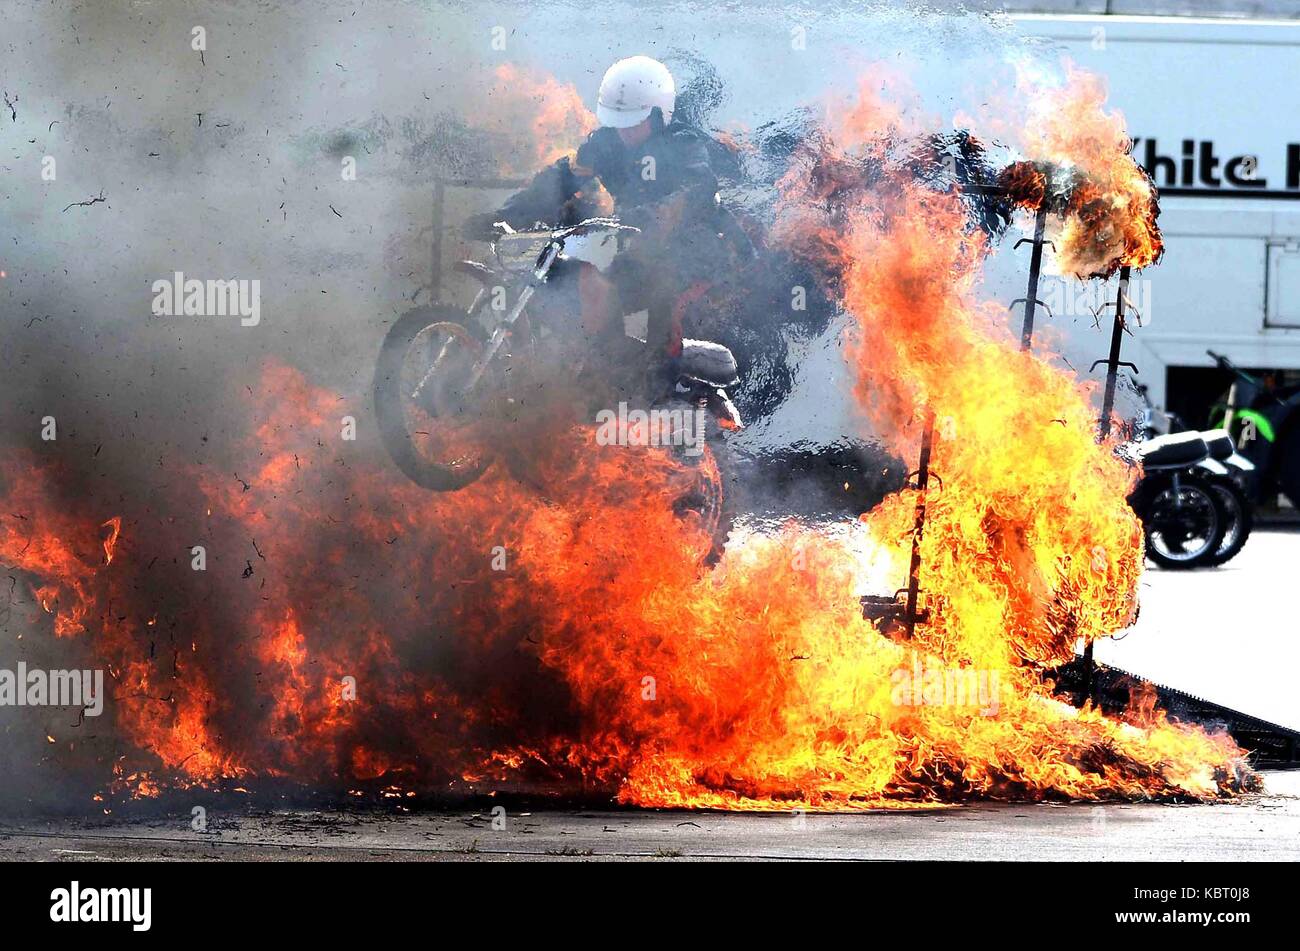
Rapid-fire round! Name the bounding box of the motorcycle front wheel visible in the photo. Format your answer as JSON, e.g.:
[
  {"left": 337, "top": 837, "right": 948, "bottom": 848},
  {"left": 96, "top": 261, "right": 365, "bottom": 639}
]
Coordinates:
[
  {"left": 373, "top": 305, "right": 498, "bottom": 491},
  {"left": 1141, "top": 473, "right": 1227, "bottom": 570}
]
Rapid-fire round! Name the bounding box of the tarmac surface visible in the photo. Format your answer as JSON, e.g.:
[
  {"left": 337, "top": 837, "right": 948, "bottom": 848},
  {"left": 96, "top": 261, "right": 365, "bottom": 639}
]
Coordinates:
[
  {"left": 0, "top": 770, "right": 1295, "bottom": 862},
  {"left": 1095, "top": 527, "right": 1300, "bottom": 731}
]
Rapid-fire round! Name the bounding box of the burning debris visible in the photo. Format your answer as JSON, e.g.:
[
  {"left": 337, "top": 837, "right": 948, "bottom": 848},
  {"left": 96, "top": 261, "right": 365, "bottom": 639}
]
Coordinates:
[
  {"left": 985, "top": 61, "right": 1164, "bottom": 279},
  {"left": 0, "top": 55, "right": 1258, "bottom": 812}
]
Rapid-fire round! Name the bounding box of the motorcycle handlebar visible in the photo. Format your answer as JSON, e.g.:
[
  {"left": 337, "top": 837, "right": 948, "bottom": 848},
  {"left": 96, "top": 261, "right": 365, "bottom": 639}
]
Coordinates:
[
  {"left": 556, "top": 217, "right": 639, "bottom": 239},
  {"left": 1207, "top": 349, "right": 1245, "bottom": 375},
  {"left": 1206, "top": 349, "right": 1261, "bottom": 385}
]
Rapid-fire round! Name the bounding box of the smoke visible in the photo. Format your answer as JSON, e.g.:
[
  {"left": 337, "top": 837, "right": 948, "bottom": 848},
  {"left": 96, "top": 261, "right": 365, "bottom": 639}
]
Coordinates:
[{"left": 0, "top": 0, "right": 1183, "bottom": 812}]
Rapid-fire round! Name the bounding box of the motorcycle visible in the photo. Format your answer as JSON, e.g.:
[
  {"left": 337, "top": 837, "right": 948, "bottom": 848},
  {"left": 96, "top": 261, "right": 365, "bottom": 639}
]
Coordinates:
[
  {"left": 1207, "top": 349, "right": 1300, "bottom": 509},
  {"left": 1128, "top": 381, "right": 1254, "bottom": 568},
  {"left": 1127, "top": 429, "right": 1226, "bottom": 569},
  {"left": 372, "top": 215, "right": 743, "bottom": 562},
  {"left": 1198, "top": 429, "right": 1255, "bottom": 567}
]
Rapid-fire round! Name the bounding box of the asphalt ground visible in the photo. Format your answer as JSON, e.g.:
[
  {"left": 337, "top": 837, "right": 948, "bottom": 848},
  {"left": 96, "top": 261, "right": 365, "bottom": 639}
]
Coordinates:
[
  {"left": 1096, "top": 527, "right": 1300, "bottom": 731},
  {"left": 1, "top": 769, "right": 1296, "bottom": 861}
]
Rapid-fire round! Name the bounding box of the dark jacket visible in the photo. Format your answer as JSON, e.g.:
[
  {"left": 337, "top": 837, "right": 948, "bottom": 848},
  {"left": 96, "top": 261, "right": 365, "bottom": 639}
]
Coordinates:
[
  {"left": 466, "top": 118, "right": 755, "bottom": 361},
  {"left": 477, "top": 119, "right": 721, "bottom": 235},
  {"left": 573, "top": 123, "right": 717, "bottom": 217}
]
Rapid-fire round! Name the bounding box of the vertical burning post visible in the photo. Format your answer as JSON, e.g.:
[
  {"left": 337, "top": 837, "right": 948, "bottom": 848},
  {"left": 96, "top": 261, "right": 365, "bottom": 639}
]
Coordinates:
[
  {"left": 1014, "top": 203, "right": 1053, "bottom": 352},
  {"left": 900, "top": 408, "right": 937, "bottom": 640},
  {"left": 1095, "top": 265, "right": 1138, "bottom": 440},
  {"left": 1082, "top": 263, "right": 1139, "bottom": 694}
]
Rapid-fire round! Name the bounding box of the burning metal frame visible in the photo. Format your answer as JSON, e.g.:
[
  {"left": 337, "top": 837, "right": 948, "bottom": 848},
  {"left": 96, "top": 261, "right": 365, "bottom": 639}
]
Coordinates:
[{"left": 858, "top": 181, "right": 1300, "bottom": 768}]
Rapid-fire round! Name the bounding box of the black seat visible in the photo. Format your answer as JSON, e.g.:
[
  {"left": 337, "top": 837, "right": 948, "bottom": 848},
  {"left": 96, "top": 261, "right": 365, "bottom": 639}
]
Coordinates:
[
  {"left": 1137, "top": 431, "right": 1208, "bottom": 470},
  {"left": 1200, "top": 428, "right": 1234, "bottom": 461},
  {"left": 679, "top": 339, "right": 739, "bottom": 387}
]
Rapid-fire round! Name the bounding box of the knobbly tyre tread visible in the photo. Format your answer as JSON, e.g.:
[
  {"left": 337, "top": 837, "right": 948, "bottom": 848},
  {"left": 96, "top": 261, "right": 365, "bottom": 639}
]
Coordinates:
[
  {"left": 674, "top": 439, "right": 736, "bottom": 567},
  {"left": 373, "top": 305, "right": 496, "bottom": 491}
]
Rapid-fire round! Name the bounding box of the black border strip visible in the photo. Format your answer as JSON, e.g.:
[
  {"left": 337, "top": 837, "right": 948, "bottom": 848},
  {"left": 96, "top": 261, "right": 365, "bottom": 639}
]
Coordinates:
[{"left": 1158, "top": 187, "right": 1300, "bottom": 200}]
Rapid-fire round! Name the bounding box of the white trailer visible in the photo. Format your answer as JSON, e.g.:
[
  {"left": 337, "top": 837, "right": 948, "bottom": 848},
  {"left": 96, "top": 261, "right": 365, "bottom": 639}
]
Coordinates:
[{"left": 1012, "top": 14, "right": 1300, "bottom": 414}]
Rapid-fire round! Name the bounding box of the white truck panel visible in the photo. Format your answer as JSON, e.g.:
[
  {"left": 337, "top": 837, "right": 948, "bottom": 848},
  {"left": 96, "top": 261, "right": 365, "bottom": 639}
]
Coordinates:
[{"left": 1014, "top": 14, "right": 1300, "bottom": 407}]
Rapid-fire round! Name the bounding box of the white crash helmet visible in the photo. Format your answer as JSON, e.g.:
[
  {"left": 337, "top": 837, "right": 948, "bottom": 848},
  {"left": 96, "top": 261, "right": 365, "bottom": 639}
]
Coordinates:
[{"left": 596, "top": 55, "right": 675, "bottom": 129}]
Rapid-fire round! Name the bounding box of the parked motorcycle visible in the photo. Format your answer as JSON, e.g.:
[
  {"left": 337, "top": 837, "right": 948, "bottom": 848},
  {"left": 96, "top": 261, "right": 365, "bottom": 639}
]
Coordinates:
[
  {"left": 372, "top": 216, "right": 743, "bottom": 562},
  {"left": 1128, "top": 430, "right": 1224, "bottom": 569},
  {"left": 1129, "top": 381, "right": 1254, "bottom": 568},
  {"left": 1207, "top": 349, "right": 1300, "bottom": 509}
]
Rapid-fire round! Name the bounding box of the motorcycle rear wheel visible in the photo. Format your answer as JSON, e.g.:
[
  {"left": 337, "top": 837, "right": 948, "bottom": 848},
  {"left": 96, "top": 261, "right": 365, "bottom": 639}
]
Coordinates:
[{"left": 1202, "top": 479, "right": 1253, "bottom": 567}]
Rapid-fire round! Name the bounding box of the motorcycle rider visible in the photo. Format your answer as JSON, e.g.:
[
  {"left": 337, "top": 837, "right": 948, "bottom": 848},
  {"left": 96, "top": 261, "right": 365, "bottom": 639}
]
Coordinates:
[{"left": 466, "top": 55, "right": 753, "bottom": 395}]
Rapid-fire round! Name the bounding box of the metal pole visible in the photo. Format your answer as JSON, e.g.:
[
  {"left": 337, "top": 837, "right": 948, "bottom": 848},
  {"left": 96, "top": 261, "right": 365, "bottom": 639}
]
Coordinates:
[
  {"left": 1020, "top": 203, "right": 1049, "bottom": 351},
  {"left": 903, "top": 409, "right": 936, "bottom": 641},
  {"left": 1097, "top": 265, "right": 1132, "bottom": 440},
  {"left": 1083, "top": 264, "right": 1133, "bottom": 697}
]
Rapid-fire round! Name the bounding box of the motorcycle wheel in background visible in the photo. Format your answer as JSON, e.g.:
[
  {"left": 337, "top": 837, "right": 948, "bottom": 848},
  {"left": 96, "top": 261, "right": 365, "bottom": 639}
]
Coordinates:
[
  {"left": 1202, "top": 477, "right": 1253, "bottom": 567},
  {"left": 1138, "top": 471, "right": 1228, "bottom": 570},
  {"left": 373, "top": 305, "right": 498, "bottom": 491}
]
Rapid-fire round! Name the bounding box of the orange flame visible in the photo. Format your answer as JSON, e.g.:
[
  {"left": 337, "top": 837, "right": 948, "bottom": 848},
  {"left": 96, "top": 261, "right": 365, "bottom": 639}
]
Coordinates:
[
  {"left": 474, "top": 64, "right": 598, "bottom": 176},
  {"left": 971, "top": 59, "right": 1163, "bottom": 278},
  {"left": 101, "top": 516, "right": 122, "bottom": 565},
  {"left": 0, "top": 347, "right": 1251, "bottom": 808},
  {"left": 0, "top": 64, "right": 1250, "bottom": 809}
]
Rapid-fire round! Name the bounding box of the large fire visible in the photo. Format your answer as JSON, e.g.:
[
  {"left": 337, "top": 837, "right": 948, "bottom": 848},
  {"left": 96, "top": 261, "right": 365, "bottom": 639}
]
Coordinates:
[{"left": 0, "top": 60, "right": 1254, "bottom": 811}]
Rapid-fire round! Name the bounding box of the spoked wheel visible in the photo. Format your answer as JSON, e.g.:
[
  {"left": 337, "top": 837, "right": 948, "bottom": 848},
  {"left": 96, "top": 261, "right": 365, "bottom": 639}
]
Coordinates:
[
  {"left": 1203, "top": 480, "right": 1253, "bottom": 567},
  {"left": 373, "top": 305, "right": 498, "bottom": 491},
  {"left": 1143, "top": 474, "right": 1227, "bottom": 569}
]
